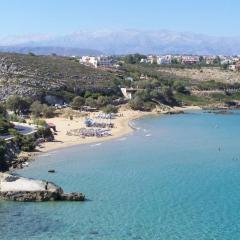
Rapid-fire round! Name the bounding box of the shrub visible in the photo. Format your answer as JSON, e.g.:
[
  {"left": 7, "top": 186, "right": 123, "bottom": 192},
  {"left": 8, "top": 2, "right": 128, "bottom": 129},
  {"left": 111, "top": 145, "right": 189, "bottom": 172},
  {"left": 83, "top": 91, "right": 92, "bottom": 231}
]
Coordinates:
[
  {"left": 8, "top": 113, "right": 26, "bottom": 123},
  {"left": 36, "top": 127, "right": 54, "bottom": 140},
  {"left": 129, "top": 96, "right": 145, "bottom": 111},
  {"left": 42, "top": 105, "right": 55, "bottom": 118},
  {"left": 0, "top": 139, "right": 8, "bottom": 171},
  {"left": 71, "top": 96, "right": 85, "bottom": 110},
  {"left": 30, "top": 101, "right": 43, "bottom": 118},
  {"left": 12, "top": 134, "right": 36, "bottom": 152},
  {"left": 85, "top": 97, "right": 97, "bottom": 107},
  {"left": 97, "top": 96, "right": 111, "bottom": 108},
  {"left": 0, "top": 119, "right": 14, "bottom": 134},
  {"left": 102, "top": 104, "right": 118, "bottom": 114},
  {"left": 32, "top": 119, "right": 47, "bottom": 127},
  {"left": 6, "top": 95, "right": 31, "bottom": 115},
  {"left": 0, "top": 104, "right": 7, "bottom": 118}
]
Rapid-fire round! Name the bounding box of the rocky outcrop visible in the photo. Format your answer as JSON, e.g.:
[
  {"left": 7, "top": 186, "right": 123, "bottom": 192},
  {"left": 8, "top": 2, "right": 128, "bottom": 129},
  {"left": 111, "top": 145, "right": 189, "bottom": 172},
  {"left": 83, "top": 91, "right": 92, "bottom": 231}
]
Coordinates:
[{"left": 0, "top": 173, "right": 85, "bottom": 202}]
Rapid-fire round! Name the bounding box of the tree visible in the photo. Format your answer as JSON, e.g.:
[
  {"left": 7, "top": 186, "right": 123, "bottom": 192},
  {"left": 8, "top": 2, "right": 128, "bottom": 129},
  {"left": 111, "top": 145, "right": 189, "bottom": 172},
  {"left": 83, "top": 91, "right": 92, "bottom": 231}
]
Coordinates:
[
  {"left": 199, "top": 56, "right": 205, "bottom": 63},
  {"left": 30, "top": 101, "right": 43, "bottom": 118},
  {"left": 0, "top": 139, "right": 8, "bottom": 171},
  {"left": 42, "top": 105, "right": 55, "bottom": 118},
  {"left": 173, "top": 81, "right": 190, "bottom": 94},
  {"left": 6, "top": 96, "right": 31, "bottom": 115},
  {"left": 0, "top": 104, "right": 7, "bottom": 118},
  {"left": 213, "top": 56, "right": 221, "bottom": 65},
  {"left": 124, "top": 54, "right": 147, "bottom": 64},
  {"left": 102, "top": 104, "right": 118, "bottom": 114},
  {"left": 129, "top": 96, "right": 145, "bottom": 110},
  {"left": 96, "top": 96, "right": 110, "bottom": 108},
  {"left": 71, "top": 96, "right": 85, "bottom": 110},
  {"left": 85, "top": 97, "right": 96, "bottom": 107}
]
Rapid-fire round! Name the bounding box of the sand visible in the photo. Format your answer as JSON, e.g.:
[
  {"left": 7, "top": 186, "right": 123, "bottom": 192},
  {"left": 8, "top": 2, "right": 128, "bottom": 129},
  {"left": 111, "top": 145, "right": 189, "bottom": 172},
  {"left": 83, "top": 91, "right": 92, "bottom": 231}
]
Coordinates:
[{"left": 34, "top": 105, "right": 201, "bottom": 154}]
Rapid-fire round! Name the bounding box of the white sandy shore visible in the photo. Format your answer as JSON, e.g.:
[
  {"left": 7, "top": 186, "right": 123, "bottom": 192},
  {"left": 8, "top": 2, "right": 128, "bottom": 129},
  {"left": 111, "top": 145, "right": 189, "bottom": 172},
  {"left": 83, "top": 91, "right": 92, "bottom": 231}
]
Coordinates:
[{"left": 33, "top": 105, "right": 201, "bottom": 154}]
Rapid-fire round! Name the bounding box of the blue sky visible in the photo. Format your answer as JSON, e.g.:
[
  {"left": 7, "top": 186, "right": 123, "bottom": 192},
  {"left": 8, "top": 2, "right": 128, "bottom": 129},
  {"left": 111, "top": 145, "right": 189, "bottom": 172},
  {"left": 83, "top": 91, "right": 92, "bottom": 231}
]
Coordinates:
[{"left": 0, "top": 0, "right": 239, "bottom": 37}]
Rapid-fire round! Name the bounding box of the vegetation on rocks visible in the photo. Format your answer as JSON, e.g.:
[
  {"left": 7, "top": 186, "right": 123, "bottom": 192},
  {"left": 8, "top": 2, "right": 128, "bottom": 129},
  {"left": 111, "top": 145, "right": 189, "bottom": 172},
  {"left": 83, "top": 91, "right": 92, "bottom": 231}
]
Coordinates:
[
  {"left": 0, "top": 52, "right": 119, "bottom": 103},
  {"left": 0, "top": 139, "right": 8, "bottom": 171}
]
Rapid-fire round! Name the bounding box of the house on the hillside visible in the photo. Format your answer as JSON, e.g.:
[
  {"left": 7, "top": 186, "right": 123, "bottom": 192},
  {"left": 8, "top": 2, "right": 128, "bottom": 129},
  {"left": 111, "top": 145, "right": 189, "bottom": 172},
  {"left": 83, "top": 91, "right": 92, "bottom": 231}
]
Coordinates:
[
  {"left": 147, "top": 55, "right": 157, "bottom": 64},
  {"left": 182, "top": 56, "right": 200, "bottom": 65},
  {"left": 157, "top": 55, "right": 172, "bottom": 65},
  {"left": 79, "top": 56, "right": 113, "bottom": 68},
  {"left": 205, "top": 56, "right": 216, "bottom": 65},
  {"left": 79, "top": 56, "right": 98, "bottom": 68}
]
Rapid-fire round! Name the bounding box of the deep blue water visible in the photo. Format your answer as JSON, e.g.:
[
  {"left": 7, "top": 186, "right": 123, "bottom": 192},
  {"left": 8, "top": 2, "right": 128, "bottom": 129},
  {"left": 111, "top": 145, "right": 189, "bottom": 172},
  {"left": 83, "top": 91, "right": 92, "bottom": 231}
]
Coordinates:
[{"left": 1, "top": 111, "right": 240, "bottom": 239}]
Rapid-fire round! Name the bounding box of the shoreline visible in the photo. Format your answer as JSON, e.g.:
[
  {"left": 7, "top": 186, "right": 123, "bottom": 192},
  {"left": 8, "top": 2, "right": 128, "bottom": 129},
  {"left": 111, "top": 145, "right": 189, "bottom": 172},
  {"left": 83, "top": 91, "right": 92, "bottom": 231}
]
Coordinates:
[
  {"left": 30, "top": 105, "right": 201, "bottom": 156},
  {"left": 32, "top": 109, "right": 152, "bottom": 155}
]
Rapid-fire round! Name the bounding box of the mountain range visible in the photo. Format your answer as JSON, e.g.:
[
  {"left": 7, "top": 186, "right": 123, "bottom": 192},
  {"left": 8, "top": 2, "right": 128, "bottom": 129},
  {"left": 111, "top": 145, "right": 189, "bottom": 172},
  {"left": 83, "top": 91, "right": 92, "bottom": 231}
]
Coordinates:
[{"left": 0, "top": 29, "right": 240, "bottom": 56}]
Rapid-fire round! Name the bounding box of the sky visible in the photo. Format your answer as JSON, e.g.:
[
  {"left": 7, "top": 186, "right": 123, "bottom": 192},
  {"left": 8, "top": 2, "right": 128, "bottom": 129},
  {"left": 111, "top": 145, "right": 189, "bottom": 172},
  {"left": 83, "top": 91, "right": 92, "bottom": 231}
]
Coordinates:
[{"left": 0, "top": 0, "right": 239, "bottom": 37}]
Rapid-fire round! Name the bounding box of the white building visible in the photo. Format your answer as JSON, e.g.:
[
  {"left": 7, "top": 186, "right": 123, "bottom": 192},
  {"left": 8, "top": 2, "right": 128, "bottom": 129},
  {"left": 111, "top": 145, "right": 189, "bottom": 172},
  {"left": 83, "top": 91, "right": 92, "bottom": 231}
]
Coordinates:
[
  {"left": 157, "top": 55, "right": 172, "bottom": 65},
  {"left": 147, "top": 55, "right": 157, "bottom": 64},
  {"left": 79, "top": 56, "right": 98, "bottom": 68},
  {"left": 79, "top": 56, "right": 113, "bottom": 68},
  {"left": 182, "top": 56, "right": 200, "bottom": 65}
]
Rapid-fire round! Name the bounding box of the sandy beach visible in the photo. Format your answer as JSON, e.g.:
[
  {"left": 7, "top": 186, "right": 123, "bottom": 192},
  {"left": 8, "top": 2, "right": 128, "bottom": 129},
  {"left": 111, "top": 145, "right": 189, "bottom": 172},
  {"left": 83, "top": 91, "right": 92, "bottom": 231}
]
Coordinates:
[{"left": 34, "top": 105, "right": 201, "bottom": 153}]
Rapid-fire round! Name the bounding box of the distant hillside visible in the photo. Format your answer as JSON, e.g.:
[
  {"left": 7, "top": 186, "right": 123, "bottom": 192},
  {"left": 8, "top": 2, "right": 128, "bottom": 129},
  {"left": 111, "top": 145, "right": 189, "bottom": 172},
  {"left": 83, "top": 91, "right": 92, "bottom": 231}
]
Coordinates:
[
  {"left": 0, "top": 52, "right": 118, "bottom": 103},
  {"left": 0, "top": 46, "right": 103, "bottom": 57},
  {"left": 1, "top": 29, "right": 240, "bottom": 55}
]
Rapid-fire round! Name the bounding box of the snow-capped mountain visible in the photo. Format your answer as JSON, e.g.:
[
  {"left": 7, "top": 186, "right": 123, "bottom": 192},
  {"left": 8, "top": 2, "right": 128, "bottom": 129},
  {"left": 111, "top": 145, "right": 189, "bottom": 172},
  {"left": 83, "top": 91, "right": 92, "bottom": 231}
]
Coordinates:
[{"left": 1, "top": 29, "right": 240, "bottom": 55}]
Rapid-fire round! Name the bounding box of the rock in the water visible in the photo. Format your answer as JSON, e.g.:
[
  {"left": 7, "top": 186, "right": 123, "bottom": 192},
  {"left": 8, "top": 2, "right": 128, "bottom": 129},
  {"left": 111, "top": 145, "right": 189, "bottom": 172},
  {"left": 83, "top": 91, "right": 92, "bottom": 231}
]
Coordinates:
[{"left": 0, "top": 173, "right": 85, "bottom": 202}]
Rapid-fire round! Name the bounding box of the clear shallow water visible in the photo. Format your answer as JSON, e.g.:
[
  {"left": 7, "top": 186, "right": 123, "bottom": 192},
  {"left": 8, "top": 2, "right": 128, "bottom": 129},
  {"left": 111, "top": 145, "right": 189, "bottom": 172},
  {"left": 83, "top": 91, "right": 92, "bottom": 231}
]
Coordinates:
[{"left": 1, "top": 111, "right": 240, "bottom": 239}]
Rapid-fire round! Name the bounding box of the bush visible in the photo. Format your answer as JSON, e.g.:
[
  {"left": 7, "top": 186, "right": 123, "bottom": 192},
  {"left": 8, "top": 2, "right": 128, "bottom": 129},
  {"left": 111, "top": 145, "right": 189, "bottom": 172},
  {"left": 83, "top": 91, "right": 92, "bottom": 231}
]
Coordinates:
[
  {"left": 173, "top": 81, "right": 190, "bottom": 94},
  {"left": 143, "top": 102, "right": 156, "bottom": 111},
  {"left": 30, "top": 101, "right": 55, "bottom": 118},
  {"left": 0, "top": 139, "right": 8, "bottom": 171},
  {"left": 129, "top": 96, "right": 145, "bottom": 111},
  {"left": 97, "top": 96, "right": 111, "bottom": 108},
  {"left": 102, "top": 104, "right": 118, "bottom": 114},
  {"left": 13, "top": 134, "right": 36, "bottom": 152},
  {"left": 30, "top": 101, "right": 43, "bottom": 118},
  {"left": 6, "top": 95, "right": 31, "bottom": 115},
  {"left": 0, "top": 104, "right": 7, "bottom": 118},
  {"left": 8, "top": 113, "right": 26, "bottom": 123},
  {"left": 36, "top": 127, "right": 54, "bottom": 140},
  {"left": 71, "top": 96, "right": 85, "bottom": 110},
  {"left": 42, "top": 105, "right": 55, "bottom": 118},
  {"left": 32, "top": 119, "right": 47, "bottom": 126},
  {"left": 0, "top": 119, "right": 14, "bottom": 134},
  {"left": 85, "top": 97, "right": 97, "bottom": 107}
]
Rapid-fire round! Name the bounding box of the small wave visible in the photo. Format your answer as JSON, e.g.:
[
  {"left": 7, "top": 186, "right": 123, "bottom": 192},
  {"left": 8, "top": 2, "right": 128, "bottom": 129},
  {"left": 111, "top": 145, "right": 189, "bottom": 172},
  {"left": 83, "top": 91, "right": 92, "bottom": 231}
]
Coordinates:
[
  {"left": 117, "top": 137, "right": 127, "bottom": 141},
  {"left": 145, "top": 134, "right": 152, "bottom": 137},
  {"left": 91, "top": 143, "right": 102, "bottom": 147},
  {"left": 40, "top": 153, "right": 52, "bottom": 157}
]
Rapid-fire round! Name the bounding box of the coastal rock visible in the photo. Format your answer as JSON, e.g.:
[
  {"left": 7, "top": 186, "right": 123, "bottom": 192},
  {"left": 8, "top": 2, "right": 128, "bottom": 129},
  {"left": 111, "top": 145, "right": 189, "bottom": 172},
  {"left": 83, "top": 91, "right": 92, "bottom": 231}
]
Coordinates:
[
  {"left": 0, "top": 173, "right": 85, "bottom": 202},
  {"left": 165, "top": 110, "right": 184, "bottom": 115}
]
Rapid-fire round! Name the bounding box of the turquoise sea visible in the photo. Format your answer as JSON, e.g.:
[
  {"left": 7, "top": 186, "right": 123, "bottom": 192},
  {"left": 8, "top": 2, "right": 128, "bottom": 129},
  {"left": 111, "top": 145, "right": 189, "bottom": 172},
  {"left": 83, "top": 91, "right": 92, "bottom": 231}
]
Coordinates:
[{"left": 1, "top": 111, "right": 240, "bottom": 239}]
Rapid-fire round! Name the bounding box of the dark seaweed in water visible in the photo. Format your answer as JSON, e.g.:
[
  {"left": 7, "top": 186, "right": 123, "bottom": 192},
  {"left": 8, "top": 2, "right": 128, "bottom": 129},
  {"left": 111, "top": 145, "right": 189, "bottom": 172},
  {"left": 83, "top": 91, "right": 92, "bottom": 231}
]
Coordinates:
[
  {"left": 205, "top": 110, "right": 234, "bottom": 115},
  {"left": 214, "top": 110, "right": 234, "bottom": 115}
]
